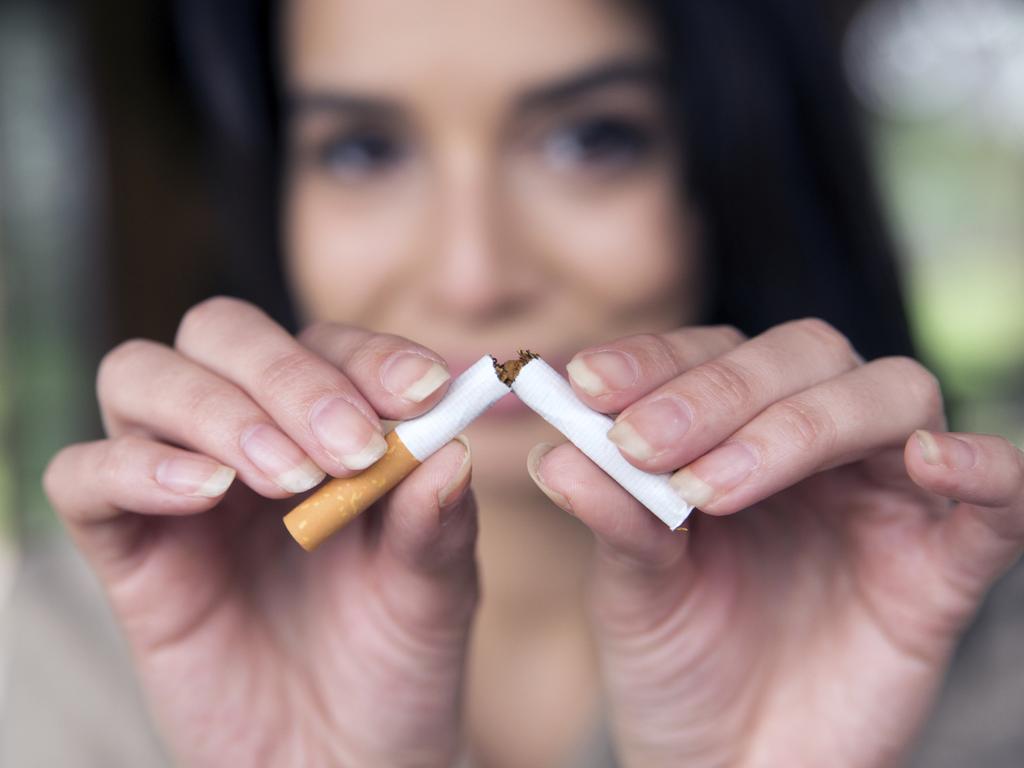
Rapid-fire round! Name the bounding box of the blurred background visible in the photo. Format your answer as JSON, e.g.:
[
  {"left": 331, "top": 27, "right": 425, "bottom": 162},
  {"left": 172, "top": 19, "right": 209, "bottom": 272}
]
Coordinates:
[{"left": 1, "top": 0, "right": 1022, "bottom": 764}]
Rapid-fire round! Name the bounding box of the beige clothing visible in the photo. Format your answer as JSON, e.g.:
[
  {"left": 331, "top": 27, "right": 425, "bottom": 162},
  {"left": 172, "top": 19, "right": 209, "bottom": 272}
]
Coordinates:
[{"left": 4, "top": 535, "right": 1024, "bottom": 767}]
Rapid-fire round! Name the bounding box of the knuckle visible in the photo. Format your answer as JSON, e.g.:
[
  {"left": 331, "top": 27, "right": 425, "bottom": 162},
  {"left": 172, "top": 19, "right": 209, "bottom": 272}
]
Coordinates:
[
  {"left": 299, "top": 321, "right": 329, "bottom": 348},
  {"left": 794, "top": 317, "right": 859, "bottom": 366},
  {"left": 178, "top": 377, "right": 231, "bottom": 431},
  {"left": 296, "top": 320, "right": 337, "bottom": 348},
  {"left": 256, "top": 349, "right": 321, "bottom": 397},
  {"left": 714, "top": 324, "right": 747, "bottom": 347},
  {"left": 175, "top": 296, "right": 251, "bottom": 349},
  {"left": 42, "top": 445, "right": 76, "bottom": 506},
  {"left": 349, "top": 332, "right": 408, "bottom": 370},
  {"left": 360, "top": 332, "right": 411, "bottom": 357},
  {"left": 618, "top": 332, "right": 663, "bottom": 357},
  {"left": 297, "top": 322, "right": 373, "bottom": 365},
  {"left": 769, "top": 396, "right": 836, "bottom": 453},
  {"left": 96, "top": 339, "right": 155, "bottom": 400},
  {"left": 883, "top": 356, "right": 943, "bottom": 415},
  {"left": 691, "top": 359, "right": 755, "bottom": 410},
  {"left": 631, "top": 332, "right": 688, "bottom": 373},
  {"left": 96, "top": 436, "right": 137, "bottom": 487}
]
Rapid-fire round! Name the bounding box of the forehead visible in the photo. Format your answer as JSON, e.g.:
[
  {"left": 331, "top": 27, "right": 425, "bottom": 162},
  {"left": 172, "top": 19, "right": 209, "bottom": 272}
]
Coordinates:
[{"left": 284, "top": 0, "right": 656, "bottom": 91}]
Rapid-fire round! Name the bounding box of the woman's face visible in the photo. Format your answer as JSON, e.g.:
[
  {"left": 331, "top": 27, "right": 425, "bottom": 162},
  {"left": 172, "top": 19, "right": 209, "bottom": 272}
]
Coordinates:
[{"left": 283, "top": 0, "right": 701, "bottom": 493}]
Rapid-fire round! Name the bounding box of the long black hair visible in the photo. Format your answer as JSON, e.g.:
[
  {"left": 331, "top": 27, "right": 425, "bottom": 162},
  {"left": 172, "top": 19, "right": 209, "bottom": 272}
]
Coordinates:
[{"left": 174, "top": 0, "right": 916, "bottom": 362}]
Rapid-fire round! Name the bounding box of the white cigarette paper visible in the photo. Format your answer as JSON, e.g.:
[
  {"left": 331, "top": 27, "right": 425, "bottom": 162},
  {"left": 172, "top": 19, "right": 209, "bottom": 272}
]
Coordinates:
[
  {"left": 394, "top": 354, "right": 511, "bottom": 459},
  {"left": 511, "top": 358, "right": 693, "bottom": 530}
]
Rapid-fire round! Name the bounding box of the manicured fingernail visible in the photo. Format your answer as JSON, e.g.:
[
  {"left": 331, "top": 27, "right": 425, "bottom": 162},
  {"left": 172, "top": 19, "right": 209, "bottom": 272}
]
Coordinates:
[
  {"left": 156, "top": 457, "right": 235, "bottom": 498},
  {"left": 567, "top": 350, "right": 638, "bottom": 396},
  {"left": 381, "top": 353, "right": 450, "bottom": 403},
  {"left": 438, "top": 435, "right": 473, "bottom": 514},
  {"left": 241, "top": 424, "right": 325, "bottom": 492},
  {"left": 527, "top": 443, "right": 572, "bottom": 511},
  {"left": 608, "top": 397, "right": 693, "bottom": 461},
  {"left": 310, "top": 397, "right": 387, "bottom": 470},
  {"left": 917, "top": 430, "right": 976, "bottom": 470},
  {"left": 670, "top": 442, "right": 759, "bottom": 508}
]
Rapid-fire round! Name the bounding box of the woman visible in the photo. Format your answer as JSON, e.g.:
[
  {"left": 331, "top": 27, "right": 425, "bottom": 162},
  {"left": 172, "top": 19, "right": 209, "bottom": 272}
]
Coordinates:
[{"left": 43, "top": 0, "right": 1024, "bottom": 765}]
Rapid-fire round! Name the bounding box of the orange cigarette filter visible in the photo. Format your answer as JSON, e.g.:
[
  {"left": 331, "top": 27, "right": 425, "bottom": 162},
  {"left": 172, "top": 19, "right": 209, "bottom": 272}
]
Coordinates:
[
  {"left": 283, "top": 431, "right": 420, "bottom": 550},
  {"left": 283, "top": 355, "right": 512, "bottom": 551}
]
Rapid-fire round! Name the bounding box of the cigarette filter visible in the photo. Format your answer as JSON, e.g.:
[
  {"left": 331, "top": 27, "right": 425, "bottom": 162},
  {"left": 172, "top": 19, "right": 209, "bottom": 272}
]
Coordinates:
[
  {"left": 284, "top": 355, "right": 510, "bottom": 550},
  {"left": 511, "top": 357, "right": 693, "bottom": 531}
]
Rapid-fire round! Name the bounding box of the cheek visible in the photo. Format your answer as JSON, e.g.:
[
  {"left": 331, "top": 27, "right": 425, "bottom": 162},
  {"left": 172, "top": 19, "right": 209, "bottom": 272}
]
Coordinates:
[{"left": 285, "top": 178, "right": 420, "bottom": 325}]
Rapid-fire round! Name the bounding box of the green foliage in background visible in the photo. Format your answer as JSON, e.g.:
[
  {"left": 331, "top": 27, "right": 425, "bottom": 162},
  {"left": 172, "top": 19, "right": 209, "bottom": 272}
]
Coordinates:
[{"left": 875, "top": 120, "right": 1024, "bottom": 447}]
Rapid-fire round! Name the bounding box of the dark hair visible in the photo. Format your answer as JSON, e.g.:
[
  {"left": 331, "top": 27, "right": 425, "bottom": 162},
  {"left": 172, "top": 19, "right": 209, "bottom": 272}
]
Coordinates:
[{"left": 174, "top": 0, "right": 916, "bottom": 361}]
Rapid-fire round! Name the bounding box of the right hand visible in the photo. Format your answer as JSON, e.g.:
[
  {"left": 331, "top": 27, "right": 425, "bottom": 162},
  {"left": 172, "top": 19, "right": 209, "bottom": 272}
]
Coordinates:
[{"left": 43, "top": 297, "right": 478, "bottom": 767}]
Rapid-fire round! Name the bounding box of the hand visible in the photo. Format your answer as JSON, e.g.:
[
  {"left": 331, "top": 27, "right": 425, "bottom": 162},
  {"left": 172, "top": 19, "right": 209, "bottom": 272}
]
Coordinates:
[
  {"left": 529, "top": 319, "right": 1024, "bottom": 768},
  {"left": 43, "top": 297, "right": 478, "bottom": 768}
]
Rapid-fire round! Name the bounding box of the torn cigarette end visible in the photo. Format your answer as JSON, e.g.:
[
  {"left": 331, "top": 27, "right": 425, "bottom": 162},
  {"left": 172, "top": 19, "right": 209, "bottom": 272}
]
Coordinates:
[
  {"left": 283, "top": 431, "right": 420, "bottom": 551},
  {"left": 493, "top": 349, "right": 539, "bottom": 386}
]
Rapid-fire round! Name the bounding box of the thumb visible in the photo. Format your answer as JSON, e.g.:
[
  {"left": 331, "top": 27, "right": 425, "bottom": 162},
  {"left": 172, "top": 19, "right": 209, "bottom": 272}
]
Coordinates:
[
  {"left": 372, "top": 436, "right": 479, "bottom": 626},
  {"left": 524, "top": 442, "right": 692, "bottom": 598},
  {"left": 906, "top": 429, "right": 1024, "bottom": 595}
]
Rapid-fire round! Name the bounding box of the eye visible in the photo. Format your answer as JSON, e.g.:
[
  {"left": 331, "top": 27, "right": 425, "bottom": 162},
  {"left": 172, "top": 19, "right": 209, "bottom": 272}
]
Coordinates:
[
  {"left": 314, "top": 129, "right": 405, "bottom": 179},
  {"left": 541, "top": 116, "right": 655, "bottom": 171}
]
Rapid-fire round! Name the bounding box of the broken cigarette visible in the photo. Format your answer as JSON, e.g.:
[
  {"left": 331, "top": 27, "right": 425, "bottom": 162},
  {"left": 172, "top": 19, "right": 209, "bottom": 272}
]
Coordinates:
[
  {"left": 511, "top": 355, "right": 693, "bottom": 531},
  {"left": 283, "top": 355, "right": 511, "bottom": 550},
  {"left": 284, "top": 350, "right": 693, "bottom": 551}
]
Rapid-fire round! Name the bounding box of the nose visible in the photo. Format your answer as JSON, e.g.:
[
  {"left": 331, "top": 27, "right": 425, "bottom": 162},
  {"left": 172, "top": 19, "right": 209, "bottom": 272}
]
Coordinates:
[{"left": 426, "top": 147, "right": 537, "bottom": 321}]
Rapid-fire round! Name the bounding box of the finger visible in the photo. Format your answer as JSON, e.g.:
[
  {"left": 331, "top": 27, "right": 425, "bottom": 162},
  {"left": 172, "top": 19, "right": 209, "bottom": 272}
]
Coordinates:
[
  {"left": 907, "top": 431, "right": 1024, "bottom": 590},
  {"left": 370, "top": 437, "right": 479, "bottom": 626},
  {"left": 298, "top": 320, "right": 451, "bottom": 416},
  {"left": 42, "top": 436, "right": 234, "bottom": 569},
  {"left": 565, "top": 325, "right": 747, "bottom": 413},
  {"left": 670, "top": 355, "right": 945, "bottom": 515},
  {"left": 526, "top": 442, "right": 686, "bottom": 576},
  {"left": 604, "top": 318, "right": 864, "bottom": 473},
  {"left": 175, "top": 298, "right": 449, "bottom": 476},
  {"left": 42, "top": 437, "right": 250, "bottom": 653},
  {"left": 98, "top": 339, "right": 323, "bottom": 497}
]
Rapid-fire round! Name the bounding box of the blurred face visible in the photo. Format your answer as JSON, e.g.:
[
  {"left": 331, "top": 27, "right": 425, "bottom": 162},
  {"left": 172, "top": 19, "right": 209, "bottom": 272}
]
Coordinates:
[{"left": 283, "top": 0, "right": 701, "bottom": 494}]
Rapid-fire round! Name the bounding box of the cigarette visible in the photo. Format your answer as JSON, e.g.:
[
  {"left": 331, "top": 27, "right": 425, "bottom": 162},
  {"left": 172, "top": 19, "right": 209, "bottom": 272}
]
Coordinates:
[
  {"left": 510, "top": 354, "right": 693, "bottom": 531},
  {"left": 283, "top": 355, "right": 511, "bottom": 550}
]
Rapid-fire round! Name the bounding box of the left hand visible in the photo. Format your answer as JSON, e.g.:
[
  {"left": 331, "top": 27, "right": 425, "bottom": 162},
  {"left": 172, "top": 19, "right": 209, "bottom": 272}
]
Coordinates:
[{"left": 528, "top": 319, "right": 1024, "bottom": 768}]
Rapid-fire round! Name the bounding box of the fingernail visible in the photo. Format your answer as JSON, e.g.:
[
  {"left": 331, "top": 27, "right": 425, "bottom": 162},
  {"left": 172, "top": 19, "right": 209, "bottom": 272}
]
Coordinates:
[
  {"left": 527, "top": 443, "right": 572, "bottom": 512},
  {"left": 915, "top": 430, "right": 942, "bottom": 465},
  {"left": 567, "top": 350, "right": 638, "bottom": 396},
  {"left": 670, "top": 442, "right": 759, "bottom": 508},
  {"left": 917, "top": 430, "right": 976, "bottom": 470},
  {"left": 381, "top": 353, "right": 450, "bottom": 403},
  {"left": 608, "top": 397, "right": 692, "bottom": 461},
  {"left": 438, "top": 435, "right": 473, "bottom": 514},
  {"left": 310, "top": 397, "right": 387, "bottom": 470},
  {"left": 156, "top": 457, "right": 236, "bottom": 498},
  {"left": 241, "top": 424, "right": 326, "bottom": 492}
]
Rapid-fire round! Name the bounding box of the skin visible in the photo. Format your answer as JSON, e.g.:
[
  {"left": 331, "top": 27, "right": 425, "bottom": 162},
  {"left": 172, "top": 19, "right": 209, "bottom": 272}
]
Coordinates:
[{"left": 41, "top": 0, "right": 1024, "bottom": 767}]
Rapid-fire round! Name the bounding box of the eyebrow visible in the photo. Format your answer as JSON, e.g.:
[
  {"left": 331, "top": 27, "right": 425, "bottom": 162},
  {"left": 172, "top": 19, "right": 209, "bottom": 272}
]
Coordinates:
[
  {"left": 516, "top": 58, "right": 663, "bottom": 111},
  {"left": 286, "top": 57, "right": 663, "bottom": 121},
  {"left": 286, "top": 91, "right": 400, "bottom": 121}
]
